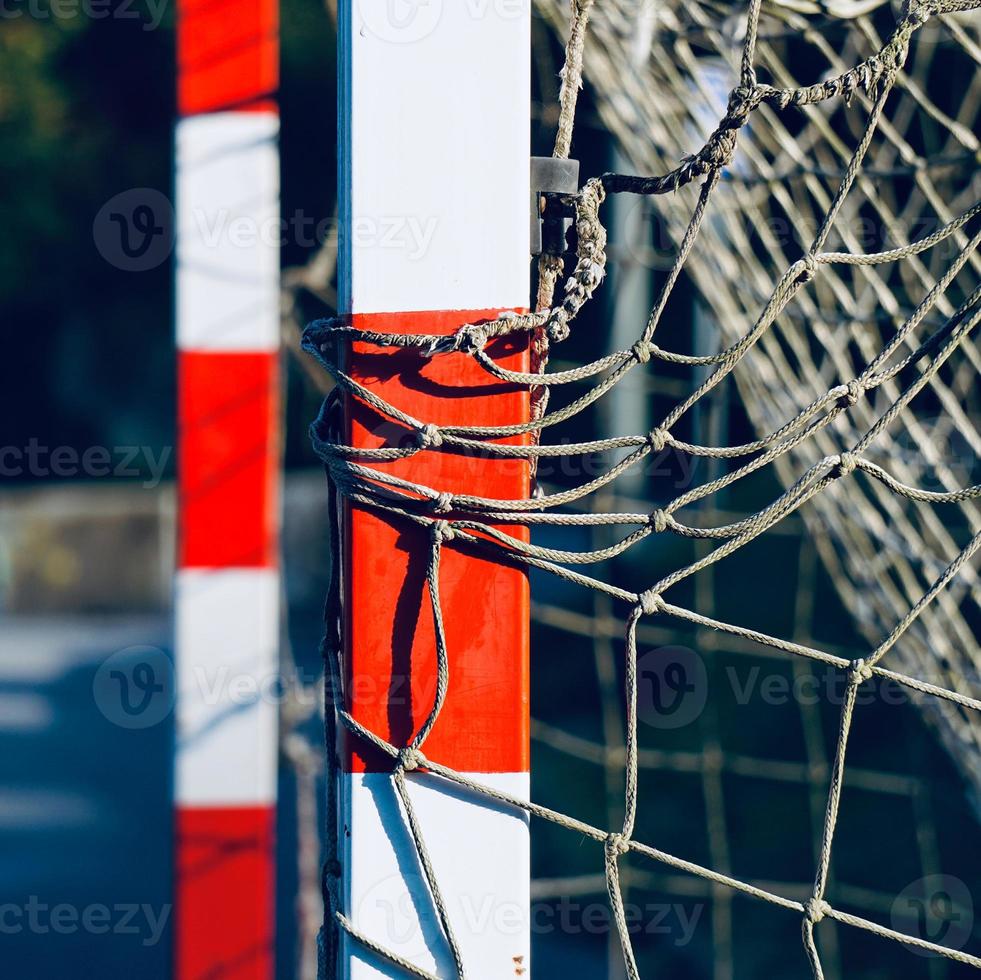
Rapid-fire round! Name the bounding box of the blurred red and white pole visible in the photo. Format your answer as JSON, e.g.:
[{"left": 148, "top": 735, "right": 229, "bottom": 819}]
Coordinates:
[
  {"left": 174, "top": 0, "right": 280, "bottom": 975},
  {"left": 337, "top": 1, "right": 531, "bottom": 975}
]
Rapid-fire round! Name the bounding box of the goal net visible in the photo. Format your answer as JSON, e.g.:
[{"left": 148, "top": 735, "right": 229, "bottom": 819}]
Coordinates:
[
  {"left": 536, "top": 0, "right": 981, "bottom": 810},
  {"left": 298, "top": 0, "right": 981, "bottom": 976}
]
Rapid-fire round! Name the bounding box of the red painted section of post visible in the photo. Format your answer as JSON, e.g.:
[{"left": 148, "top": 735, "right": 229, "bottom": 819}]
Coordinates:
[
  {"left": 175, "top": 807, "right": 277, "bottom": 979},
  {"left": 343, "top": 310, "right": 531, "bottom": 775},
  {"left": 177, "top": 0, "right": 278, "bottom": 116},
  {"left": 178, "top": 351, "right": 280, "bottom": 569}
]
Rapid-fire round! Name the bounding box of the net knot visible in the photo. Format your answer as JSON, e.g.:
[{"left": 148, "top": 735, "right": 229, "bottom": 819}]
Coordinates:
[
  {"left": 850, "top": 658, "right": 874, "bottom": 685},
  {"left": 632, "top": 340, "right": 652, "bottom": 365},
  {"left": 834, "top": 379, "right": 864, "bottom": 408},
  {"left": 396, "top": 747, "right": 425, "bottom": 772},
  {"left": 639, "top": 589, "right": 664, "bottom": 616},
  {"left": 649, "top": 509, "right": 668, "bottom": 533},
  {"left": 605, "top": 832, "right": 630, "bottom": 857},
  {"left": 835, "top": 452, "right": 858, "bottom": 477},
  {"left": 432, "top": 520, "right": 456, "bottom": 544},
  {"left": 803, "top": 898, "right": 831, "bottom": 925},
  {"left": 417, "top": 424, "right": 443, "bottom": 450},
  {"left": 647, "top": 428, "right": 669, "bottom": 453},
  {"left": 432, "top": 492, "right": 454, "bottom": 514},
  {"left": 795, "top": 254, "right": 818, "bottom": 284},
  {"left": 727, "top": 85, "right": 761, "bottom": 123},
  {"left": 325, "top": 858, "right": 342, "bottom": 879}
]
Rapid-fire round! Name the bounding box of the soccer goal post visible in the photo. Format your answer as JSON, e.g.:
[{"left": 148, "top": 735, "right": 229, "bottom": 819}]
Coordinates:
[
  {"left": 306, "top": 0, "right": 981, "bottom": 976},
  {"left": 328, "top": 1, "right": 533, "bottom": 975}
]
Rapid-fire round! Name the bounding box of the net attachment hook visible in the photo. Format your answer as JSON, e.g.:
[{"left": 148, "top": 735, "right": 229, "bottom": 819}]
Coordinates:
[{"left": 531, "top": 156, "right": 580, "bottom": 256}]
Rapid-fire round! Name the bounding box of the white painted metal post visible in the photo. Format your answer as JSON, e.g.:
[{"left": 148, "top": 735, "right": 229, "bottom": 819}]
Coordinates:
[{"left": 336, "top": 1, "right": 532, "bottom": 976}]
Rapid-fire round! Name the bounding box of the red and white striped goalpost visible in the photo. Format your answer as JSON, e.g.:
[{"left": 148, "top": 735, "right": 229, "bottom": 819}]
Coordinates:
[
  {"left": 337, "top": 0, "right": 532, "bottom": 976},
  {"left": 174, "top": 0, "right": 280, "bottom": 975}
]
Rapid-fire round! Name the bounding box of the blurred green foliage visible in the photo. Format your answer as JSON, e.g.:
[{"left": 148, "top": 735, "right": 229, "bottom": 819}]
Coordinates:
[
  {"left": 0, "top": 0, "right": 336, "bottom": 473},
  {"left": 1, "top": 4, "right": 173, "bottom": 459}
]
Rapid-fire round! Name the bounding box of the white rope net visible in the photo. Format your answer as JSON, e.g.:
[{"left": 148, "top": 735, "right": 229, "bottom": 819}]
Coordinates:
[
  {"left": 536, "top": 0, "right": 981, "bottom": 800},
  {"left": 296, "top": 1, "right": 981, "bottom": 976}
]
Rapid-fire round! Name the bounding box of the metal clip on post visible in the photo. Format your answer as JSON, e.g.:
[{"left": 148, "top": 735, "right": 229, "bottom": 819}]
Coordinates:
[{"left": 530, "top": 157, "right": 580, "bottom": 256}]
